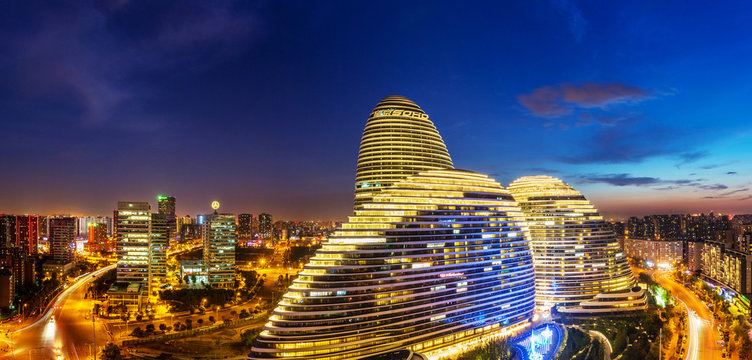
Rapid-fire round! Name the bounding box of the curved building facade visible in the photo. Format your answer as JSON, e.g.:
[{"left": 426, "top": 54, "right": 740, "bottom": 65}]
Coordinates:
[
  {"left": 354, "top": 95, "right": 453, "bottom": 208},
  {"left": 507, "top": 175, "right": 644, "bottom": 312},
  {"left": 250, "top": 170, "right": 536, "bottom": 359}
]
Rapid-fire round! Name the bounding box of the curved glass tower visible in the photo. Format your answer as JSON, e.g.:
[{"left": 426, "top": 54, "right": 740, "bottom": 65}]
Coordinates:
[
  {"left": 507, "top": 175, "right": 645, "bottom": 313},
  {"left": 250, "top": 170, "right": 535, "bottom": 359},
  {"left": 354, "top": 95, "right": 453, "bottom": 208},
  {"left": 250, "top": 96, "right": 536, "bottom": 359}
]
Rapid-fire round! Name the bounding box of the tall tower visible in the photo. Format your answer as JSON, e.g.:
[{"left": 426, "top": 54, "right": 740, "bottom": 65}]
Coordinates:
[
  {"left": 15, "top": 215, "right": 39, "bottom": 255},
  {"left": 508, "top": 175, "right": 645, "bottom": 313},
  {"left": 115, "top": 202, "right": 151, "bottom": 286},
  {"left": 354, "top": 95, "right": 453, "bottom": 207},
  {"left": 237, "top": 213, "right": 253, "bottom": 242},
  {"left": 157, "top": 195, "right": 177, "bottom": 242},
  {"left": 258, "top": 213, "right": 272, "bottom": 240},
  {"left": 204, "top": 202, "right": 236, "bottom": 289},
  {"left": 250, "top": 96, "right": 536, "bottom": 360},
  {"left": 49, "top": 217, "right": 75, "bottom": 263},
  {"left": 150, "top": 213, "right": 168, "bottom": 295}
]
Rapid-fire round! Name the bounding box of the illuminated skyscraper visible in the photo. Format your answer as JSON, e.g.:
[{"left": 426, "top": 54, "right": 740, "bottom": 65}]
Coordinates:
[
  {"left": 115, "top": 202, "right": 151, "bottom": 285},
  {"left": 238, "top": 213, "right": 253, "bottom": 241},
  {"left": 150, "top": 213, "right": 168, "bottom": 295},
  {"left": 0, "top": 215, "right": 39, "bottom": 255},
  {"left": 251, "top": 96, "right": 535, "bottom": 360},
  {"left": 87, "top": 222, "right": 110, "bottom": 252},
  {"left": 204, "top": 209, "right": 236, "bottom": 289},
  {"left": 158, "top": 195, "right": 177, "bottom": 241},
  {"left": 50, "top": 217, "right": 75, "bottom": 263},
  {"left": 508, "top": 175, "right": 646, "bottom": 314},
  {"left": 354, "top": 95, "right": 453, "bottom": 207},
  {"left": 250, "top": 170, "right": 535, "bottom": 359},
  {"left": 258, "top": 213, "right": 272, "bottom": 240}
]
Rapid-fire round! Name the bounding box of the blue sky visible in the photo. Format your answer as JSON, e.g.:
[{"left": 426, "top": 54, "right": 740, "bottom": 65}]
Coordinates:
[{"left": 0, "top": 1, "right": 750, "bottom": 219}]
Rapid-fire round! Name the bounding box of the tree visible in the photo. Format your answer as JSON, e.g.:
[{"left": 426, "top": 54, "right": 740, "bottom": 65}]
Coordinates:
[
  {"left": 230, "top": 310, "right": 237, "bottom": 318},
  {"left": 241, "top": 328, "right": 262, "bottom": 346},
  {"left": 146, "top": 323, "right": 155, "bottom": 333},
  {"left": 209, "top": 316, "right": 215, "bottom": 323},
  {"left": 130, "top": 327, "right": 145, "bottom": 337},
  {"left": 159, "top": 323, "right": 167, "bottom": 331},
  {"left": 136, "top": 314, "right": 143, "bottom": 322},
  {"left": 197, "top": 318, "right": 204, "bottom": 326},
  {"left": 239, "top": 309, "right": 250, "bottom": 319},
  {"left": 102, "top": 343, "right": 123, "bottom": 360},
  {"left": 185, "top": 319, "right": 193, "bottom": 330}
]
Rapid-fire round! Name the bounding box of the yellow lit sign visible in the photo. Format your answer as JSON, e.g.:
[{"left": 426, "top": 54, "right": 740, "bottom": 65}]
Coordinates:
[{"left": 211, "top": 201, "right": 220, "bottom": 210}]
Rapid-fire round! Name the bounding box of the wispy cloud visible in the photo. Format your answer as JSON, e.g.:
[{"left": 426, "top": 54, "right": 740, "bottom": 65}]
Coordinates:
[
  {"left": 549, "top": 0, "right": 588, "bottom": 43},
  {"left": 518, "top": 82, "right": 651, "bottom": 117},
  {"left": 576, "top": 173, "right": 734, "bottom": 194},
  {"left": 580, "top": 173, "right": 661, "bottom": 186},
  {"left": 2, "top": 1, "right": 263, "bottom": 129},
  {"left": 675, "top": 151, "right": 708, "bottom": 168}
]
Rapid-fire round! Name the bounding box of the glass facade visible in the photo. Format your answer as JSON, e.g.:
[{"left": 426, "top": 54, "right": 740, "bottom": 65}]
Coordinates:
[
  {"left": 507, "top": 176, "right": 643, "bottom": 312},
  {"left": 354, "top": 95, "right": 453, "bottom": 208},
  {"left": 250, "top": 170, "right": 536, "bottom": 359},
  {"left": 204, "top": 213, "right": 236, "bottom": 288},
  {"left": 151, "top": 213, "right": 168, "bottom": 295},
  {"left": 116, "top": 201, "right": 152, "bottom": 285}
]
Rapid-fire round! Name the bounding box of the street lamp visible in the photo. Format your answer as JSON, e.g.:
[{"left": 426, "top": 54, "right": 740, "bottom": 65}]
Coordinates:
[{"left": 215, "top": 306, "right": 220, "bottom": 322}]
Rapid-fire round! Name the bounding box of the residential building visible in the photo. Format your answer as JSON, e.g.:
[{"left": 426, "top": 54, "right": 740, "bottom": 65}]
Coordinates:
[{"left": 50, "top": 217, "right": 76, "bottom": 263}]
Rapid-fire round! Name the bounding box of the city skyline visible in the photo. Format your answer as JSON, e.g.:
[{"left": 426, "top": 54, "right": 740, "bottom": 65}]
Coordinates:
[{"left": 2, "top": 1, "right": 751, "bottom": 220}]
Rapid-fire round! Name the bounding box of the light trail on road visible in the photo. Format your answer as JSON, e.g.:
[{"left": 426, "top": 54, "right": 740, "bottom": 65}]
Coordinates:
[{"left": 1, "top": 264, "right": 116, "bottom": 359}]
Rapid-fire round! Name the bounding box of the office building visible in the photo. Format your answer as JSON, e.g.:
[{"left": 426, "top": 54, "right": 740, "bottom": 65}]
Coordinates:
[
  {"left": 50, "top": 217, "right": 76, "bottom": 263},
  {"left": 623, "top": 238, "right": 683, "bottom": 265},
  {"left": 204, "top": 210, "right": 236, "bottom": 289},
  {"left": 158, "top": 195, "right": 177, "bottom": 241},
  {"left": 109, "top": 201, "right": 151, "bottom": 312},
  {"left": 250, "top": 171, "right": 535, "bottom": 359},
  {"left": 150, "top": 213, "right": 168, "bottom": 295},
  {"left": 114, "top": 202, "right": 151, "bottom": 285},
  {"left": 353, "top": 95, "right": 453, "bottom": 207},
  {"left": 250, "top": 96, "right": 535, "bottom": 360},
  {"left": 508, "top": 175, "right": 645, "bottom": 314}
]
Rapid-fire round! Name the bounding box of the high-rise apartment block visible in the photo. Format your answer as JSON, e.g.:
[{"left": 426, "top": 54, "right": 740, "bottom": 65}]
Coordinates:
[
  {"left": 50, "top": 217, "right": 76, "bottom": 263},
  {"left": 0, "top": 215, "right": 39, "bottom": 255},
  {"left": 258, "top": 213, "right": 272, "bottom": 240},
  {"left": 237, "top": 213, "right": 252, "bottom": 241},
  {"left": 87, "top": 222, "right": 111, "bottom": 252}
]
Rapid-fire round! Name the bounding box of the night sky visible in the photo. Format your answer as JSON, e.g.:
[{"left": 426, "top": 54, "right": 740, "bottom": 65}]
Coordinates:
[{"left": 1, "top": 1, "right": 751, "bottom": 220}]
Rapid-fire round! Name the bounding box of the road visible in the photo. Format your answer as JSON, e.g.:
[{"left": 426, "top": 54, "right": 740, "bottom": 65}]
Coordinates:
[
  {"left": 653, "top": 271, "right": 722, "bottom": 360},
  {"left": 1, "top": 264, "right": 116, "bottom": 360}
]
